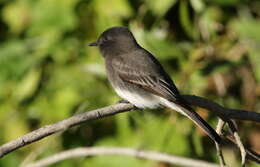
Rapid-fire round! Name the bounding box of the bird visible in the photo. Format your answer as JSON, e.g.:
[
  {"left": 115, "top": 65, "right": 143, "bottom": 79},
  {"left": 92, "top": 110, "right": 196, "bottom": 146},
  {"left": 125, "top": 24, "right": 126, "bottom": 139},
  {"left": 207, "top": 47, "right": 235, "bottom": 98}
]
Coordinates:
[{"left": 89, "top": 26, "right": 221, "bottom": 144}]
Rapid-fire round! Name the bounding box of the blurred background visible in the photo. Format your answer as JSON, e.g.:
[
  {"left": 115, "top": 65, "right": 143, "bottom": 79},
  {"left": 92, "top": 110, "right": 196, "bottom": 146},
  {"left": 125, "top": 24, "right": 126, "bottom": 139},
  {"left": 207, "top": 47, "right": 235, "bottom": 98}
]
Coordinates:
[{"left": 0, "top": 0, "right": 259, "bottom": 166}]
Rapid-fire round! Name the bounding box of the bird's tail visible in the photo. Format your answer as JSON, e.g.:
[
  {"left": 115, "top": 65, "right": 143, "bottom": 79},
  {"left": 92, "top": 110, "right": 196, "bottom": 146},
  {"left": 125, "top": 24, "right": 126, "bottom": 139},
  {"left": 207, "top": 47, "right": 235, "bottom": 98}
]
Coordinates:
[{"left": 160, "top": 98, "right": 221, "bottom": 144}]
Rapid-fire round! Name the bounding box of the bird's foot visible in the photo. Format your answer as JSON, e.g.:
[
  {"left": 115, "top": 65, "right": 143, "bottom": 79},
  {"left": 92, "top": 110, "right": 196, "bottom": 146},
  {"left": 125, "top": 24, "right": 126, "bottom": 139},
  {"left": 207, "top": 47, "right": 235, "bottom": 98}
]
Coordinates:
[
  {"left": 118, "top": 99, "right": 130, "bottom": 104},
  {"left": 117, "top": 99, "right": 142, "bottom": 110}
]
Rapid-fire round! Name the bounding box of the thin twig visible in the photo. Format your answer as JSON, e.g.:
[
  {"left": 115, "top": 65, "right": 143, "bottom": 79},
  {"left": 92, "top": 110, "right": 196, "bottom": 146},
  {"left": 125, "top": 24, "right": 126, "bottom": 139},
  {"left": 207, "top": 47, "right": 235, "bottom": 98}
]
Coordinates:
[
  {"left": 234, "top": 131, "right": 246, "bottom": 167},
  {"left": 24, "top": 147, "right": 219, "bottom": 167},
  {"left": 222, "top": 131, "right": 260, "bottom": 163},
  {"left": 227, "top": 120, "right": 247, "bottom": 167},
  {"left": 215, "top": 119, "right": 226, "bottom": 167}
]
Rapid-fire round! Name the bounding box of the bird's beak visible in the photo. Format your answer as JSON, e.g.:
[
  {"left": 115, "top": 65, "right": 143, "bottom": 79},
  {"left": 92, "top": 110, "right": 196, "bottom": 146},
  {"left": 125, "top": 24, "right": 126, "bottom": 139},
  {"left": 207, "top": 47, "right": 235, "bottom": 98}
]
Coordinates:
[{"left": 88, "top": 41, "right": 99, "bottom": 47}]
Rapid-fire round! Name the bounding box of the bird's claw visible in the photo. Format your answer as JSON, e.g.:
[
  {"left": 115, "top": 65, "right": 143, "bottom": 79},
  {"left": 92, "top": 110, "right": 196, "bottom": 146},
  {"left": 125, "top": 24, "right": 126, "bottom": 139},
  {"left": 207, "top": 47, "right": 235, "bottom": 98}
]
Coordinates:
[{"left": 118, "top": 99, "right": 130, "bottom": 104}]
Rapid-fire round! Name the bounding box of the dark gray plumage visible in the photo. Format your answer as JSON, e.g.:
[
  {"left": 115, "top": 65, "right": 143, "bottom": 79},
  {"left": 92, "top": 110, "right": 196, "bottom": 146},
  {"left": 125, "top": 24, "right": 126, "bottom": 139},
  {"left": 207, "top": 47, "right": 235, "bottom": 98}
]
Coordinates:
[{"left": 89, "top": 26, "right": 221, "bottom": 144}]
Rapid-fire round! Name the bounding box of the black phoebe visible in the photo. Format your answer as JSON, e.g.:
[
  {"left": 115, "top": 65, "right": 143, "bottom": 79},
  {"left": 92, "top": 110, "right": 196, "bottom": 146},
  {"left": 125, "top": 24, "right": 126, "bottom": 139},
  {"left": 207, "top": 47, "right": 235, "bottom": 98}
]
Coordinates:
[{"left": 89, "top": 26, "right": 221, "bottom": 144}]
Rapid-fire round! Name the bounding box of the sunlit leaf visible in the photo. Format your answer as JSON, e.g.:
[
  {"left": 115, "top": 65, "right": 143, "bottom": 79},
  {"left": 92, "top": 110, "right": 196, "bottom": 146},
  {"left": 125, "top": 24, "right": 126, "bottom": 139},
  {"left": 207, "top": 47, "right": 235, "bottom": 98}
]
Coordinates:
[
  {"left": 145, "top": 0, "right": 177, "bottom": 17},
  {"left": 28, "top": 0, "right": 78, "bottom": 36},
  {"left": 2, "top": 1, "right": 30, "bottom": 34},
  {"left": 13, "top": 68, "right": 41, "bottom": 102}
]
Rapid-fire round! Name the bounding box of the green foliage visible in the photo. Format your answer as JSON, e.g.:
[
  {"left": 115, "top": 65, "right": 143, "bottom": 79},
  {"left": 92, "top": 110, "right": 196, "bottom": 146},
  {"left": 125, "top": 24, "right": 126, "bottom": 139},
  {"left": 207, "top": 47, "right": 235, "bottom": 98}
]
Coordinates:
[{"left": 0, "top": 0, "right": 259, "bottom": 167}]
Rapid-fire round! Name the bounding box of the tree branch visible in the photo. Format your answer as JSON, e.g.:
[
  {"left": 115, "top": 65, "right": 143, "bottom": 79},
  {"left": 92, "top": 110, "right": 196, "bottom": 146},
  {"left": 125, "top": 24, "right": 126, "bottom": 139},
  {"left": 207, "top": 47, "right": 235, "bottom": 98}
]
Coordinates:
[
  {"left": 0, "top": 95, "right": 259, "bottom": 160},
  {"left": 182, "top": 95, "right": 260, "bottom": 122},
  {"left": 24, "top": 147, "right": 219, "bottom": 167},
  {"left": 0, "top": 103, "right": 135, "bottom": 158},
  {"left": 215, "top": 119, "right": 226, "bottom": 167}
]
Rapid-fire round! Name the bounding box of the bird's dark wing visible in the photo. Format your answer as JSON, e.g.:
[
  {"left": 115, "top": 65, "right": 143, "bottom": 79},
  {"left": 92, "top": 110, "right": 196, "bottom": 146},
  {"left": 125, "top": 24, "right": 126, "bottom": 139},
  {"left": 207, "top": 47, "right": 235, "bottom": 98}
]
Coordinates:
[{"left": 112, "top": 55, "right": 180, "bottom": 102}]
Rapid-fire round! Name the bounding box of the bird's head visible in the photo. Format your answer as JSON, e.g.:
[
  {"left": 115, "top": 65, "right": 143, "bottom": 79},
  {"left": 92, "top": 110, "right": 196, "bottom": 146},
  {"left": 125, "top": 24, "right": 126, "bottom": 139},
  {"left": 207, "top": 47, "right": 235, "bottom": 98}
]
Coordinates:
[{"left": 89, "top": 26, "right": 138, "bottom": 55}]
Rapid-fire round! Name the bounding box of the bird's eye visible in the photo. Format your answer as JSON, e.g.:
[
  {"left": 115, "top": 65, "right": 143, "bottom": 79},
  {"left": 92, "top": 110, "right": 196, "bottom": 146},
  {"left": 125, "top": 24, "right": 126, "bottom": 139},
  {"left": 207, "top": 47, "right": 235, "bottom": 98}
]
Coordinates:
[{"left": 103, "top": 37, "right": 108, "bottom": 42}]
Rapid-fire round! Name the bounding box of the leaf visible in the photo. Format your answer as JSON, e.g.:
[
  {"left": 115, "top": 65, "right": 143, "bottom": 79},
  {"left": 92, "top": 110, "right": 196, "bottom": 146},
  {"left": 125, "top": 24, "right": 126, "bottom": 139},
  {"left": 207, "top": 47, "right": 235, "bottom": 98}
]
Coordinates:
[
  {"left": 232, "top": 17, "right": 260, "bottom": 81},
  {"left": 0, "top": 40, "right": 34, "bottom": 81},
  {"left": 13, "top": 68, "right": 41, "bottom": 102},
  {"left": 92, "top": 0, "right": 133, "bottom": 31},
  {"left": 131, "top": 26, "right": 182, "bottom": 60},
  {"left": 248, "top": 48, "right": 260, "bottom": 82},
  {"left": 191, "top": 0, "right": 205, "bottom": 13},
  {"left": 205, "top": 0, "right": 247, "bottom": 6},
  {"left": 2, "top": 1, "right": 30, "bottom": 34},
  {"left": 145, "top": 0, "right": 177, "bottom": 17},
  {"left": 179, "top": 0, "right": 198, "bottom": 39},
  {"left": 28, "top": 0, "right": 79, "bottom": 36}
]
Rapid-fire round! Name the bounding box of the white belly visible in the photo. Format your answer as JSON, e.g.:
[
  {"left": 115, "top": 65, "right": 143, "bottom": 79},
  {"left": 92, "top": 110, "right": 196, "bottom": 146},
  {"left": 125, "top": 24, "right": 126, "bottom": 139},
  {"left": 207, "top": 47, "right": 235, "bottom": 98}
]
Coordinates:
[
  {"left": 114, "top": 86, "right": 188, "bottom": 117},
  {"left": 114, "top": 87, "right": 161, "bottom": 109}
]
